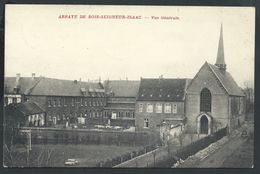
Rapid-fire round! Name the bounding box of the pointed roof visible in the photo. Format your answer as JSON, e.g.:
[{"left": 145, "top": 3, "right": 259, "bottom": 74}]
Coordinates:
[
  {"left": 208, "top": 63, "right": 244, "bottom": 96},
  {"left": 6, "top": 102, "right": 45, "bottom": 116},
  {"left": 215, "top": 24, "right": 226, "bottom": 68},
  {"left": 186, "top": 62, "right": 244, "bottom": 96}
]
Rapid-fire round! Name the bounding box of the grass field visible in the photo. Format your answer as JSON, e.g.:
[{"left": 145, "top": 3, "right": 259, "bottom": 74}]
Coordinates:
[{"left": 4, "top": 144, "right": 143, "bottom": 167}]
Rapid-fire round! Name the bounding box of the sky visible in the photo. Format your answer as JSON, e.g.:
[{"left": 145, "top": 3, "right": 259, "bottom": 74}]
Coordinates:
[{"left": 5, "top": 5, "right": 255, "bottom": 88}]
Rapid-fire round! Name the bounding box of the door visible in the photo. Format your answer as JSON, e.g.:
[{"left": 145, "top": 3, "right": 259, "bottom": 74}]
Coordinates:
[{"left": 200, "top": 115, "right": 208, "bottom": 134}]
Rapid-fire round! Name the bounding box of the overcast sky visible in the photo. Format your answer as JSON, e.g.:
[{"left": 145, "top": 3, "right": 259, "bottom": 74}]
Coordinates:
[{"left": 5, "top": 5, "right": 255, "bottom": 88}]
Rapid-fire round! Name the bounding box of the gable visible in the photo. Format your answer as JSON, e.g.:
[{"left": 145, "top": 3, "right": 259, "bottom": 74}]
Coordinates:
[{"left": 186, "top": 63, "right": 227, "bottom": 95}]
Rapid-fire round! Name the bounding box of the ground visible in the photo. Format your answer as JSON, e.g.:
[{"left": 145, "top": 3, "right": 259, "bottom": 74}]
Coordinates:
[
  {"left": 178, "top": 120, "right": 254, "bottom": 168},
  {"left": 4, "top": 144, "right": 143, "bottom": 167},
  {"left": 221, "top": 139, "right": 253, "bottom": 168}
]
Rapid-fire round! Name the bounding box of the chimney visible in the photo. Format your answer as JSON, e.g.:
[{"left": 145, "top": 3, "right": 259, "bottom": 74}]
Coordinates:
[
  {"left": 32, "top": 73, "right": 36, "bottom": 80},
  {"left": 16, "top": 73, "right": 21, "bottom": 85}
]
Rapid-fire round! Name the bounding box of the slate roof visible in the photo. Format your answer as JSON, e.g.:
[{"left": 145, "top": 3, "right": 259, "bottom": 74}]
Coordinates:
[
  {"left": 103, "top": 80, "right": 140, "bottom": 97},
  {"left": 4, "top": 77, "right": 104, "bottom": 97},
  {"left": 7, "top": 102, "right": 45, "bottom": 116},
  {"left": 4, "top": 77, "right": 41, "bottom": 94},
  {"left": 137, "top": 78, "right": 190, "bottom": 101},
  {"left": 208, "top": 63, "right": 245, "bottom": 96},
  {"left": 29, "top": 77, "right": 103, "bottom": 96}
]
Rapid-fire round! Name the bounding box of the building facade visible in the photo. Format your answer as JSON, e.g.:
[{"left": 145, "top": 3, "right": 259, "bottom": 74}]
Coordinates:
[
  {"left": 4, "top": 75, "right": 105, "bottom": 127},
  {"left": 5, "top": 102, "right": 46, "bottom": 128},
  {"left": 103, "top": 80, "right": 140, "bottom": 120},
  {"left": 135, "top": 78, "right": 190, "bottom": 131}
]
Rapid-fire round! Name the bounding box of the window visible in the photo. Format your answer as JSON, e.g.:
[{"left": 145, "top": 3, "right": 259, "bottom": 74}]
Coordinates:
[
  {"left": 200, "top": 88, "right": 211, "bottom": 112},
  {"left": 155, "top": 103, "right": 162, "bottom": 113},
  {"left": 139, "top": 103, "right": 143, "bottom": 112},
  {"left": 147, "top": 103, "right": 153, "bottom": 113},
  {"left": 81, "top": 98, "right": 83, "bottom": 106},
  {"left": 58, "top": 99, "right": 61, "bottom": 107},
  {"left": 13, "top": 98, "right": 17, "bottom": 103},
  {"left": 132, "top": 112, "right": 135, "bottom": 118},
  {"left": 144, "top": 118, "right": 149, "bottom": 128},
  {"left": 165, "top": 103, "right": 171, "bottom": 113},
  {"left": 48, "top": 100, "right": 51, "bottom": 107},
  {"left": 173, "top": 104, "right": 177, "bottom": 114},
  {"left": 72, "top": 98, "right": 75, "bottom": 106},
  {"left": 53, "top": 100, "right": 56, "bottom": 107},
  {"left": 64, "top": 98, "right": 67, "bottom": 107},
  {"left": 85, "top": 100, "right": 88, "bottom": 106}
]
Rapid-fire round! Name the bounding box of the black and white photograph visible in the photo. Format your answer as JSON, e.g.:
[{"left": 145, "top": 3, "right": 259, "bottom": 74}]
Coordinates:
[{"left": 3, "top": 5, "right": 254, "bottom": 168}]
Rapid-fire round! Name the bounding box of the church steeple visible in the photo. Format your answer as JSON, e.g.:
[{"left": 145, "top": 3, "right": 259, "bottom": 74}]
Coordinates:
[{"left": 215, "top": 24, "right": 226, "bottom": 71}]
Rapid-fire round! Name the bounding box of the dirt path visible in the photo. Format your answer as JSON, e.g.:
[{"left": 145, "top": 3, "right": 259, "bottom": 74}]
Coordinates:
[
  {"left": 197, "top": 136, "right": 246, "bottom": 167},
  {"left": 196, "top": 123, "right": 253, "bottom": 168}
]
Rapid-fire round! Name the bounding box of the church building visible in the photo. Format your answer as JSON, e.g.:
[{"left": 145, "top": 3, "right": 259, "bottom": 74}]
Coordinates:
[{"left": 185, "top": 25, "right": 245, "bottom": 134}]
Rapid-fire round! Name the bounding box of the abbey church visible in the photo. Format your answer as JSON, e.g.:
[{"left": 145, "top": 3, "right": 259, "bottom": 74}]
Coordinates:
[{"left": 185, "top": 25, "right": 245, "bottom": 134}]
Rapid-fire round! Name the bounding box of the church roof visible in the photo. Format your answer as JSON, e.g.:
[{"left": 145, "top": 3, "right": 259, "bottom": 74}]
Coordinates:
[
  {"left": 103, "top": 80, "right": 140, "bottom": 97},
  {"left": 137, "top": 78, "right": 190, "bottom": 101},
  {"left": 208, "top": 63, "right": 245, "bottom": 96}
]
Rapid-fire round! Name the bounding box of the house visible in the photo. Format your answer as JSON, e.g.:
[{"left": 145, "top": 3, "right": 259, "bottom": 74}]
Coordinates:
[
  {"left": 5, "top": 101, "right": 46, "bottom": 128},
  {"left": 4, "top": 73, "right": 40, "bottom": 106},
  {"left": 185, "top": 25, "right": 246, "bottom": 134},
  {"left": 4, "top": 75, "right": 106, "bottom": 127},
  {"left": 135, "top": 77, "right": 190, "bottom": 131}
]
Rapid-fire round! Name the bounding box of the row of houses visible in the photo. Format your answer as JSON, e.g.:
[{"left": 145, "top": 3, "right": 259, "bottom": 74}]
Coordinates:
[{"left": 4, "top": 26, "right": 246, "bottom": 135}]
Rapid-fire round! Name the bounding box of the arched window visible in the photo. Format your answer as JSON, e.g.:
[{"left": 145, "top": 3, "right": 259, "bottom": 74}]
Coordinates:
[{"left": 200, "top": 88, "right": 211, "bottom": 112}]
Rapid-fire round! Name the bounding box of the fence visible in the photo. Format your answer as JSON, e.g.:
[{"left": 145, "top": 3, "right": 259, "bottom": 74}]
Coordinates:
[
  {"left": 97, "top": 143, "right": 159, "bottom": 167},
  {"left": 15, "top": 128, "right": 160, "bottom": 147},
  {"left": 113, "top": 127, "right": 227, "bottom": 168},
  {"left": 155, "top": 127, "right": 228, "bottom": 167}
]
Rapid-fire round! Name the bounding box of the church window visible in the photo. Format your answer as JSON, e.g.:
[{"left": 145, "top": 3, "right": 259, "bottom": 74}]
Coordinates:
[{"left": 200, "top": 88, "right": 212, "bottom": 112}]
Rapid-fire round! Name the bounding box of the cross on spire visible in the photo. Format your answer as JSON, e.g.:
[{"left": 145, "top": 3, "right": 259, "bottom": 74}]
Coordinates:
[{"left": 215, "top": 24, "right": 226, "bottom": 71}]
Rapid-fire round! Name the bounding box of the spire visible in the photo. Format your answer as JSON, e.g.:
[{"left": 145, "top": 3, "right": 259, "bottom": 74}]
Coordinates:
[{"left": 215, "top": 24, "right": 226, "bottom": 71}]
